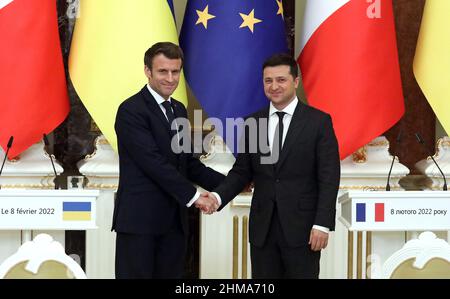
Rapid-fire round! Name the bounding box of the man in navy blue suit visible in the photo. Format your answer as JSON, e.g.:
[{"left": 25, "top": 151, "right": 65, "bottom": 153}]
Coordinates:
[
  {"left": 113, "top": 42, "right": 224, "bottom": 279},
  {"left": 208, "top": 54, "right": 340, "bottom": 278}
]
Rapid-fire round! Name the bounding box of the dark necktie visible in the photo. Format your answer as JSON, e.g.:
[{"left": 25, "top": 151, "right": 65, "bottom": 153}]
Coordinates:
[
  {"left": 161, "top": 101, "right": 178, "bottom": 137},
  {"left": 272, "top": 111, "right": 286, "bottom": 165},
  {"left": 161, "top": 100, "right": 182, "bottom": 154}
]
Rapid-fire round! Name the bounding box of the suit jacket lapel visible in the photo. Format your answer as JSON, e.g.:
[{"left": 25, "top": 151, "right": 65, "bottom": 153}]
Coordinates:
[
  {"left": 170, "top": 99, "right": 184, "bottom": 119},
  {"left": 141, "top": 86, "right": 171, "bottom": 133},
  {"left": 276, "top": 102, "right": 308, "bottom": 171},
  {"left": 259, "top": 106, "right": 271, "bottom": 152},
  {"left": 252, "top": 107, "right": 276, "bottom": 173}
]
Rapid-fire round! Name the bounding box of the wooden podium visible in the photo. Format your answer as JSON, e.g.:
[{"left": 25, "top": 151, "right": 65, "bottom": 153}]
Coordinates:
[{"left": 338, "top": 191, "right": 450, "bottom": 278}]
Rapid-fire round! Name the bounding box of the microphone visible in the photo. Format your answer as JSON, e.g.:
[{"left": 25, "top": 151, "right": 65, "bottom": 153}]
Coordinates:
[
  {"left": 0, "top": 136, "right": 14, "bottom": 190},
  {"left": 386, "top": 131, "right": 402, "bottom": 191},
  {"left": 415, "top": 133, "right": 447, "bottom": 191},
  {"left": 43, "top": 134, "right": 59, "bottom": 190}
]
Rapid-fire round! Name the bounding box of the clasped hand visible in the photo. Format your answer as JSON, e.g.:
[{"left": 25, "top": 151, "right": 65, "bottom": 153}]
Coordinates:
[{"left": 195, "top": 192, "right": 219, "bottom": 214}]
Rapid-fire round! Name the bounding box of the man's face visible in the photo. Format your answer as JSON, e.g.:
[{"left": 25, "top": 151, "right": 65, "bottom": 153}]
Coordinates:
[
  {"left": 263, "top": 65, "right": 299, "bottom": 109},
  {"left": 145, "top": 54, "right": 182, "bottom": 99}
]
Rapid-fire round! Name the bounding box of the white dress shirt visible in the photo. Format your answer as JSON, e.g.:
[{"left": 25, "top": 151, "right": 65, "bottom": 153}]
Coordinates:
[
  {"left": 147, "top": 84, "right": 174, "bottom": 121},
  {"left": 267, "top": 96, "right": 298, "bottom": 151}
]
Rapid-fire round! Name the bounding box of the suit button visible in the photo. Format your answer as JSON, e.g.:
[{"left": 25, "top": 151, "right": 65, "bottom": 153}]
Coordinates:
[{"left": 275, "top": 179, "right": 280, "bottom": 183}]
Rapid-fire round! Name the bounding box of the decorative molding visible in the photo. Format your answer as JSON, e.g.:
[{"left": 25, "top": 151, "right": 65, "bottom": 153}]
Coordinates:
[
  {"left": 0, "top": 185, "right": 55, "bottom": 190},
  {"left": 352, "top": 146, "right": 367, "bottom": 163},
  {"left": 0, "top": 142, "right": 62, "bottom": 189},
  {"left": 367, "top": 139, "right": 390, "bottom": 147},
  {"left": 377, "top": 231, "right": 450, "bottom": 278},
  {"left": 78, "top": 135, "right": 119, "bottom": 190},
  {"left": 341, "top": 136, "right": 409, "bottom": 191},
  {"left": 84, "top": 183, "right": 118, "bottom": 190},
  {"left": 415, "top": 136, "right": 450, "bottom": 190},
  {"left": 435, "top": 137, "right": 450, "bottom": 158},
  {"left": 0, "top": 233, "right": 87, "bottom": 279},
  {"left": 7, "top": 156, "right": 20, "bottom": 163},
  {"left": 351, "top": 139, "right": 391, "bottom": 163},
  {"left": 339, "top": 185, "right": 401, "bottom": 191},
  {"left": 230, "top": 195, "right": 252, "bottom": 207}
]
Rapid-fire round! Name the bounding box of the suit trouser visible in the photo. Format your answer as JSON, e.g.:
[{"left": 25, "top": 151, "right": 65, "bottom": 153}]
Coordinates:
[
  {"left": 250, "top": 205, "right": 320, "bottom": 279},
  {"left": 115, "top": 215, "right": 186, "bottom": 279}
]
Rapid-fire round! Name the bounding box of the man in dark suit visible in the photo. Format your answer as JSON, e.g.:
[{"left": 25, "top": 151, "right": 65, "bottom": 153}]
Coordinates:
[
  {"left": 207, "top": 53, "right": 340, "bottom": 278},
  {"left": 113, "top": 42, "right": 224, "bottom": 279}
]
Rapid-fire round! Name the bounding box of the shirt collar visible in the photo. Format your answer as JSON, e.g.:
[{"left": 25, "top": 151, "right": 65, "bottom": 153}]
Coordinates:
[
  {"left": 269, "top": 96, "right": 299, "bottom": 116},
  {"left": 147, "top": 84, "right": 171, "bottom": 106}
]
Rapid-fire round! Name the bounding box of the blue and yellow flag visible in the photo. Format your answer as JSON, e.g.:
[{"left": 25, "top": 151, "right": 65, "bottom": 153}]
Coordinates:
[
  {"left": 63, "top": 202, "right": 91, "bottom": 221},
  {"left": 180, "top": 0, "right": 288, "bottom": 149},
  {"left": 69, "top": 0, "right": 187, "bottom": 152},
  {"left": 414, "top": 0, "right": 450, "bottom": 135}
]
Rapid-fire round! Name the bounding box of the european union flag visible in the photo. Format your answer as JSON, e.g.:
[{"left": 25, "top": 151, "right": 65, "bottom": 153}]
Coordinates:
[
  {"left": 167, "top": 0, "right": 175, "bottom": 17},
  {"left": 180, "top": 0, "right": 288, "bottom": 151}
]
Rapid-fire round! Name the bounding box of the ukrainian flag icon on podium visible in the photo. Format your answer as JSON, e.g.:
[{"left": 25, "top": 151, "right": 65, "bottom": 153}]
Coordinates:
[{"left": 63, "top": 202, "right": 91, "bottom": 221}]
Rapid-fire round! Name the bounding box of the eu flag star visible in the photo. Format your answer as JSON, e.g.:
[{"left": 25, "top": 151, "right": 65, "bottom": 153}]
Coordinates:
[
  {"left": 239, "top": 9, "right": 262, "bottom": 33},
  {"left": 276, "top": 0, "right": 284, "bottom": 19},
  {"left": 196, "top": 5, "right": 216, "bottom": 29}
]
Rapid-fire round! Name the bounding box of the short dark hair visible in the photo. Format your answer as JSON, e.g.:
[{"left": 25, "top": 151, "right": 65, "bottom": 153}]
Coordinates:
[
  {"left": 262, "top": 53, "right": 298, "bottom": 78},
  {"left": 144, "top": 42, "right": 184, "bottom": 70}
]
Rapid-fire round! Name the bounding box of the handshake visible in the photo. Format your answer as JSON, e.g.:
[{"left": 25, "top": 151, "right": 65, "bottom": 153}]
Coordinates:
[
  {"left": 195, "top": 192, "right": 220, "bottom": 215},
  {"left": 194, "top": 183, "right": 253, "bottom": 215}
]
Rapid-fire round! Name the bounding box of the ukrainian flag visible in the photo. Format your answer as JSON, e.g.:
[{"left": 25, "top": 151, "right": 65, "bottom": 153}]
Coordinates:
[
  {"left": 69, "top": 0, "right": 187, "bottom": 151},
  {"left": 414, "top": 0, "right": 450, "bottom": 135},
  {"left": 63, "top": 202, "right": 91, "bottom": 221}
]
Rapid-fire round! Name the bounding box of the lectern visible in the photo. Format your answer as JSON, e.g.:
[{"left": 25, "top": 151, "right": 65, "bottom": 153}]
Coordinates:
[
  {"left": 0, "top": 189, "right": 99, "bottom": 264},
  {"left": 339, "top": 191, "right": 450, "bottom": 278},
  {"left": 0, "top": 189, "right": 98, "bottom": 232}
]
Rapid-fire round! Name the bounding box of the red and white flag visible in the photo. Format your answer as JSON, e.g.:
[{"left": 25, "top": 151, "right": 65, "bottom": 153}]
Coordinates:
[
  {"left": 0, "top": 0, "right": 69, "bottom": 158},
  {"left": 298, "top": 0, "right": 404, "bottom": 159}
]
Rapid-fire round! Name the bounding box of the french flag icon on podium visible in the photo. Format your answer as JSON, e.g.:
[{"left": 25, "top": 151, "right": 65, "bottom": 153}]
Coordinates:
[{"left": 356, "top": 203, "right": 385, "bottom": 222}]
